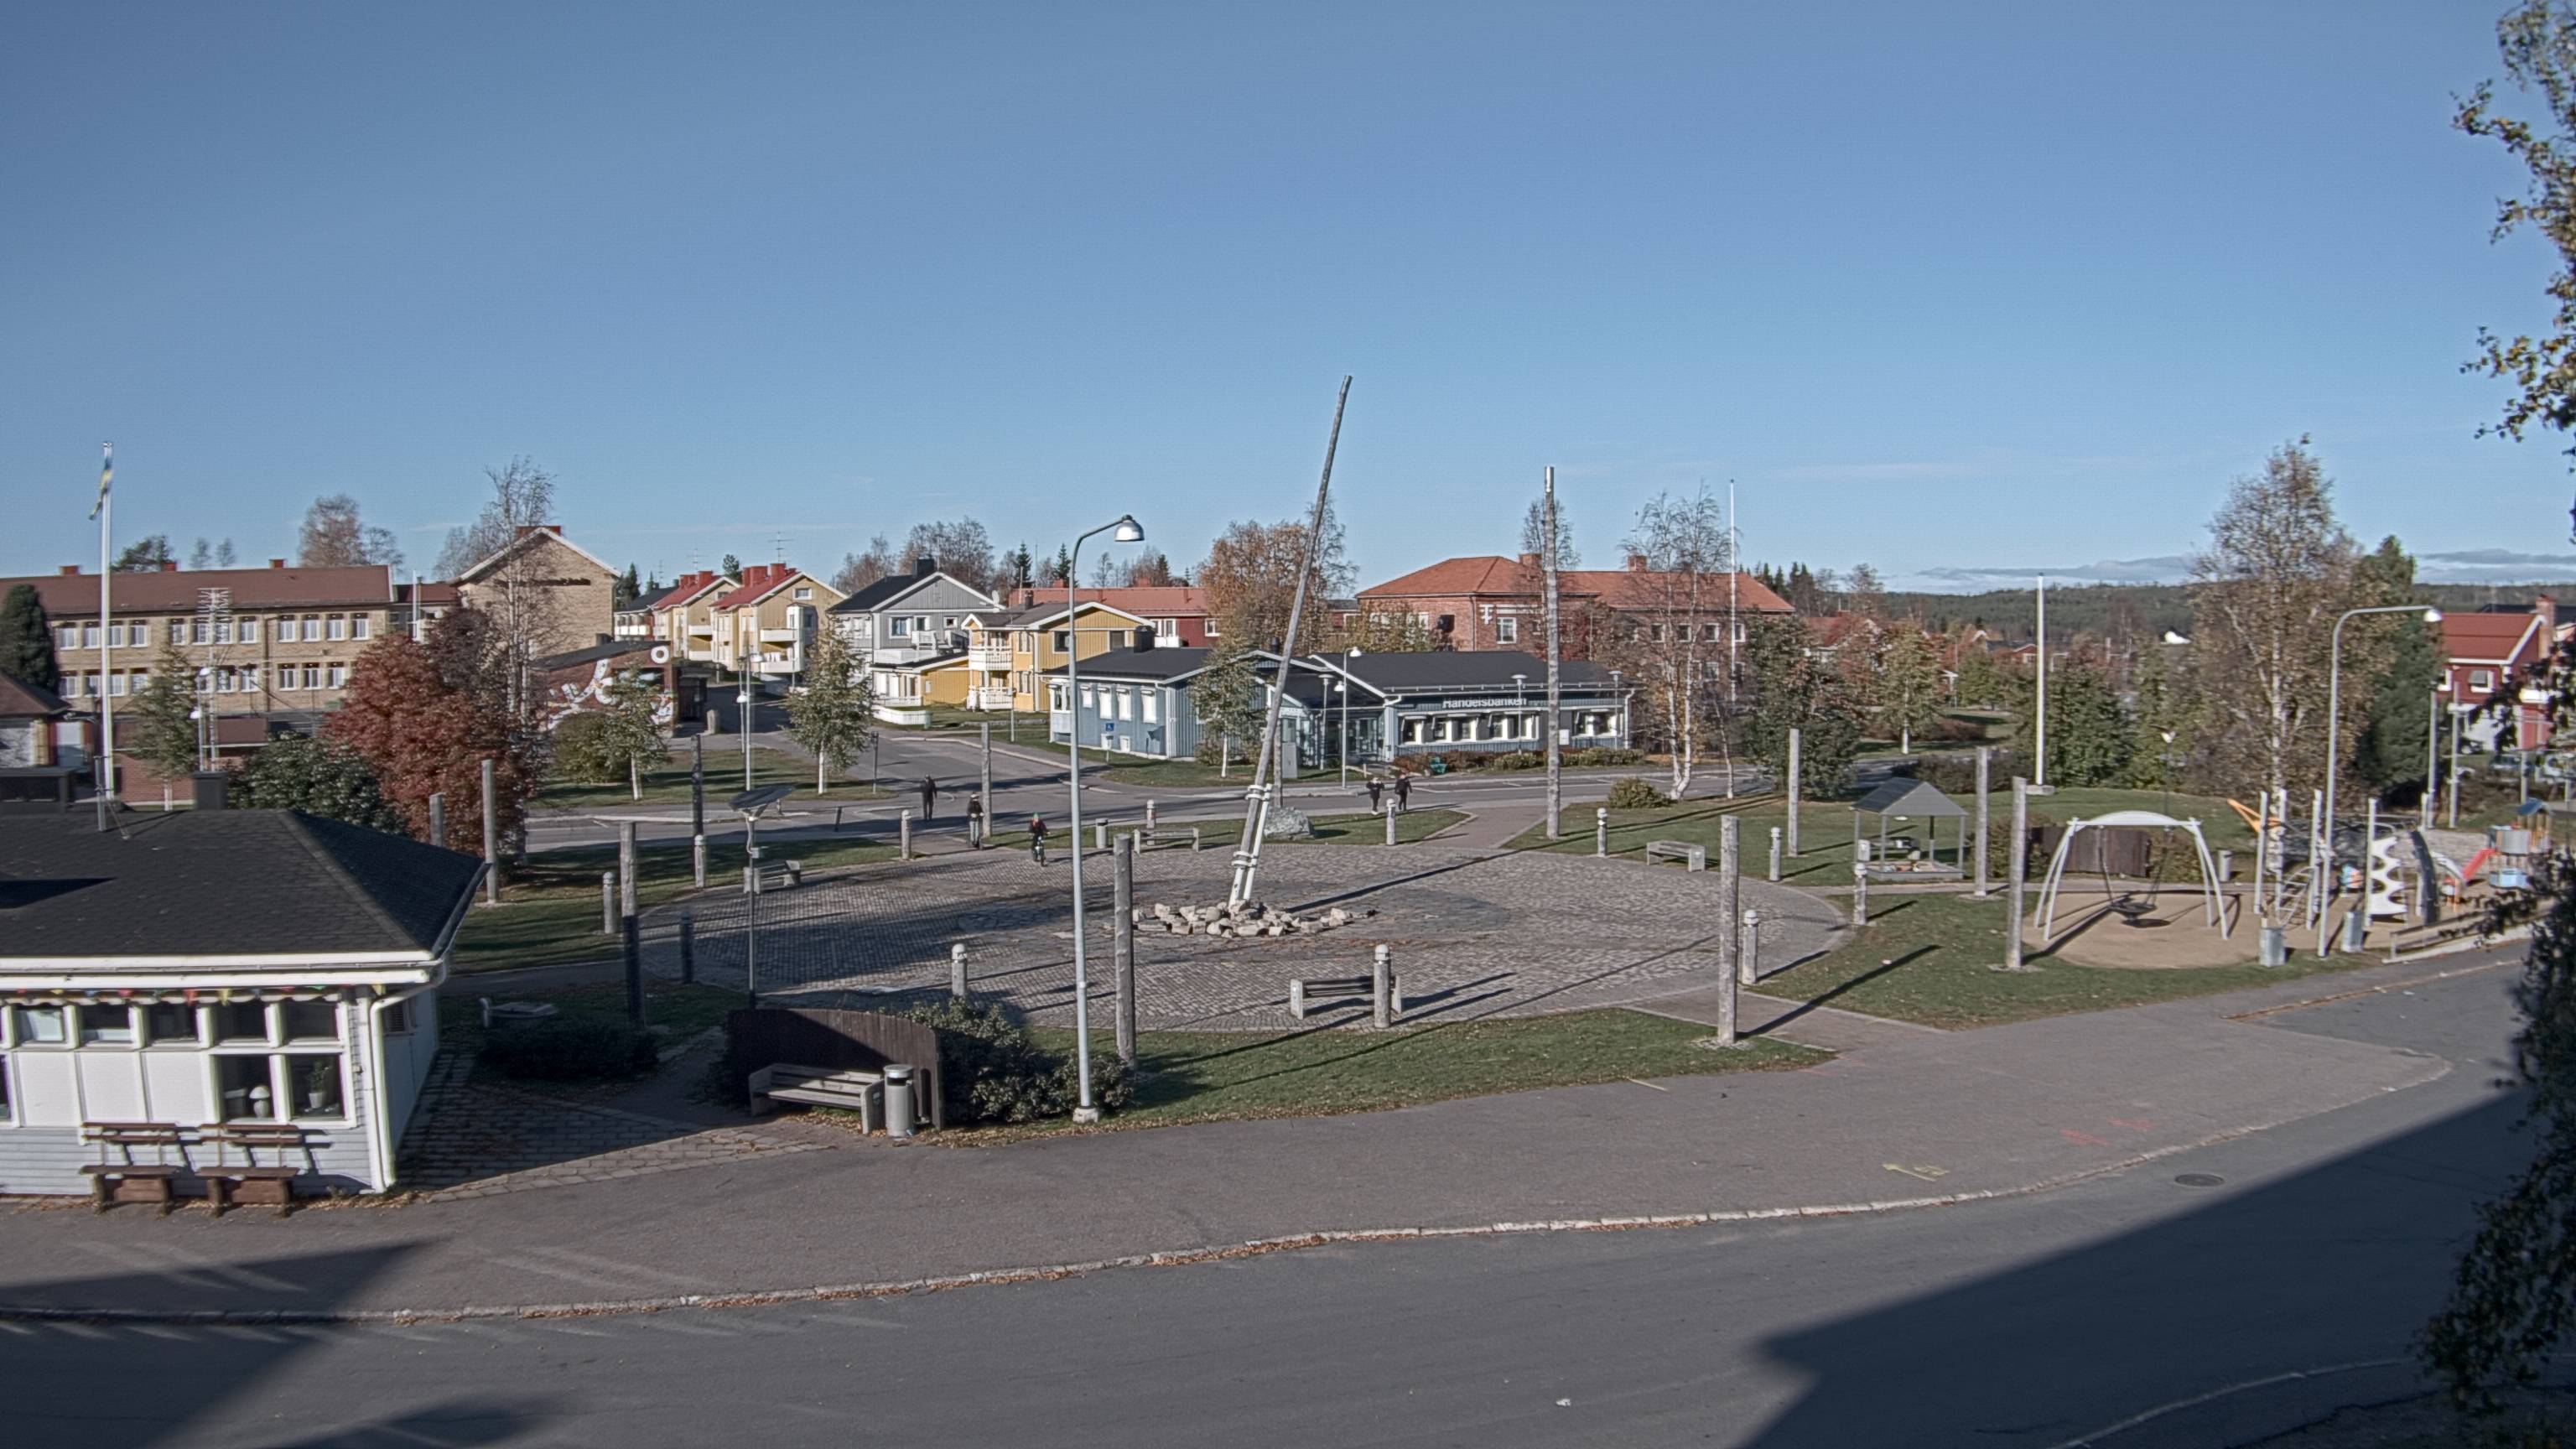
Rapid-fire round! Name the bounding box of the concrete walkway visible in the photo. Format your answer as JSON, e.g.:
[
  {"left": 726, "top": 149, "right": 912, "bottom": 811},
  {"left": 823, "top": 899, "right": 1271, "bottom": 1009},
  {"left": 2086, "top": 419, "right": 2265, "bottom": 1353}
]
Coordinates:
[{"left": 0, "top": 950, "right": 2502, "bottom": 1322}]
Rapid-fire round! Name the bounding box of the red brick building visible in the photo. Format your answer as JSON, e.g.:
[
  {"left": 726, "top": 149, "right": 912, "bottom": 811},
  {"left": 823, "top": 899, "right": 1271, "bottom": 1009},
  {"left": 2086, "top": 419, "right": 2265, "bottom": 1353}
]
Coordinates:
[{"left": 1355, "top": 553, "right": 1794, "bottom": 657}]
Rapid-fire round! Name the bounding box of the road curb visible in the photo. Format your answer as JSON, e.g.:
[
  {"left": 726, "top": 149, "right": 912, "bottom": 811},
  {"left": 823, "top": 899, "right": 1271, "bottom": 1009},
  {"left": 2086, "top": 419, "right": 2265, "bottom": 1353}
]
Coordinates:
[{"left": 0, "top": 1088, "right": 2438, "bottom": 1327}]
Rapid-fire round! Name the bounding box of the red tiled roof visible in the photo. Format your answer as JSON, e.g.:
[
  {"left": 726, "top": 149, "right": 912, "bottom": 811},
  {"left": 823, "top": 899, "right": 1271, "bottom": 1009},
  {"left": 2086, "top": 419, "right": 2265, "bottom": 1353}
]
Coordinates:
[
  {"left": 1359, "top": 556, "right": 1793, "bottom": 613},
  {"left": 0, "top": 564, "right": 394, "bottom": 615},
  {"left": 712, "top": 563, "right": 813, "bottom": 610}
]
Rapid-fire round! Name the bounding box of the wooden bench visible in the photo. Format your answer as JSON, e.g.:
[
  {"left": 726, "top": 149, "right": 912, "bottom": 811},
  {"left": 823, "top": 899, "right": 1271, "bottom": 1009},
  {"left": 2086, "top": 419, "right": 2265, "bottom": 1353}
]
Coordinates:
[
  {"left": 749, "top": 1062, "right": 883, "bottom": 1131},
  {"left": 79, "top": 1122, "right": 188, "bottom": 1214},
  {"left": 745, "top": 860, "right": 804, "bottom": 893},
  {"left": 1644, "top": 839, "right": 1706, "bottom": 871},
  {"left": 1289, "top": 974, "right": 1402, "bottom": 1020},
  {"left": 201, "top": 1124, "right": 309, "bottom": 1217}
]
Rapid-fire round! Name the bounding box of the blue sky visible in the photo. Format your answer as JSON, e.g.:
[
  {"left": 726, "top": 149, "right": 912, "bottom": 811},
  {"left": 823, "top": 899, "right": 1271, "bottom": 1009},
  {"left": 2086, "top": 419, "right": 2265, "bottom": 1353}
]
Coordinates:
[{"left": 4, "top": 2, "right": 2572, "bottom": 592}]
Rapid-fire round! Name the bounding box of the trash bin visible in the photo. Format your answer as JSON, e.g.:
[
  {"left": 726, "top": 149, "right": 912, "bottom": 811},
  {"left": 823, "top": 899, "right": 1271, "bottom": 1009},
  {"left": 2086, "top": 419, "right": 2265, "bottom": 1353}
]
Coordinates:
[
  {"left": 883, "top": 1064, "right": 916, "bottom": 1139},
  {"left": 2260, "top": 926, "right": 2288, "bottom": 967}
]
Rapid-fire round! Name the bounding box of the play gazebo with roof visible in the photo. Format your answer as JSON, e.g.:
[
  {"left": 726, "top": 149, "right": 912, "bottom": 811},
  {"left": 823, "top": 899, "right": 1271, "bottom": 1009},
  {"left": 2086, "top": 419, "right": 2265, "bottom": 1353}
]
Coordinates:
[{"left": 1849, "top": 778, "right": 1970, "bottom": 879}]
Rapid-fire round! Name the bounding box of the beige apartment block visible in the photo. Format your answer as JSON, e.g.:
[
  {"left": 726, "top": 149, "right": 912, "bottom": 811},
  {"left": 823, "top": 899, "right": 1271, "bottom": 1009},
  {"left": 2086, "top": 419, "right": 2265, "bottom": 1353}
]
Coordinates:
[{"left": 453, "top": 525, "right": 621, "bottom": 657}]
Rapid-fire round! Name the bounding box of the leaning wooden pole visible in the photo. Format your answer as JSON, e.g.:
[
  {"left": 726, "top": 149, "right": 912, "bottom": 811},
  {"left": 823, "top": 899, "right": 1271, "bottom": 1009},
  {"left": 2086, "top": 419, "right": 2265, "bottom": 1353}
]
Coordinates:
[{"left": 1229, "top": 376, "right": 1352, "bottom": 907}]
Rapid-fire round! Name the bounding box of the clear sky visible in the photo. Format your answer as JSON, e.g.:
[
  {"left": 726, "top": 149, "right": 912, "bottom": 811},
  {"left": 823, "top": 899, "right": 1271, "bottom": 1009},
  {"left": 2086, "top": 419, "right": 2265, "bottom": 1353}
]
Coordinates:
[{"left": 4, "top": 2, "right": 2573, "bottom": 592}]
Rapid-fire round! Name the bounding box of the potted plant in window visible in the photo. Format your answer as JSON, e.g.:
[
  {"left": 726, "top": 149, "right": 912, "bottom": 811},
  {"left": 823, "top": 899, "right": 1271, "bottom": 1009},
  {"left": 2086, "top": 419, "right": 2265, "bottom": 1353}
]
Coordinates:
[{"left": 300, "top": 1060, "right": 337, "bottom": 1116}]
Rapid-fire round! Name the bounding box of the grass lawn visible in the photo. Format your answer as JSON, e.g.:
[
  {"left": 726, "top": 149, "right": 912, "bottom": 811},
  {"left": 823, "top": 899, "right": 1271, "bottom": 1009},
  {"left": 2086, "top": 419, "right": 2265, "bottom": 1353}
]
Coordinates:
[
  {"left": 1505, "top": 787, "right": 2262, "bottom": 885},
  {"left": 984, "top": 1009, "right": 1824, "bottom": 1136},
  {"left": 878, "top": 704, "right": 1021, "bottom": 733},
  {"left": 1751, "top": 891, "right": 2377, "bottom": 1030},
  {"left": 453, "top": 836, "right": 894, "bottom": 973},
  {"left": 538, "top": 744, "right": 887, "bottom": 810},
  {"left": 436, "top": 980, "right": 746, "bottom": 1084}
]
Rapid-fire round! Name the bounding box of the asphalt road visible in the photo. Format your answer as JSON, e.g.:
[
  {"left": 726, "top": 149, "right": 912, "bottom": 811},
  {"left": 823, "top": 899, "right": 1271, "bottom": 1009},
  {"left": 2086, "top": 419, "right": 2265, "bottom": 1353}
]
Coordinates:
[{"left": 11, "top": 965, "right": 2534, "bottom": 1448}]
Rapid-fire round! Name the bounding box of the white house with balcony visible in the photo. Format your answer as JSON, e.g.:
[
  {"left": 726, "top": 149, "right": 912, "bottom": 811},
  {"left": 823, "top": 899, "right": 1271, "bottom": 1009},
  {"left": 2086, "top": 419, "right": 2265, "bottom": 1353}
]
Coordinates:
[
  {"left": 828, "top": 558, "right": 1001, "bottom": 674},
  {"left": 0, "top": 799, "right": 484, "bottom": 1199}
]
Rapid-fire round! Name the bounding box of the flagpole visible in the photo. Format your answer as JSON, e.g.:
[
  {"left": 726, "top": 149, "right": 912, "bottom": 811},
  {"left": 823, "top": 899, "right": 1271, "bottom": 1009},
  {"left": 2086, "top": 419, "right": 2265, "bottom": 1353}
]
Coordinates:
[{"left": 94, "top": 443, "right": 115, "bottom": 808}]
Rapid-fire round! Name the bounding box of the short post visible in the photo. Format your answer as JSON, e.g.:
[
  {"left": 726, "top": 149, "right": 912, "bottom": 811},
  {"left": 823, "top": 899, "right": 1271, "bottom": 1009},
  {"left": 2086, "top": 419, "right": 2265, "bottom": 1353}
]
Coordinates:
[
  {"left": 600, "top": 872, "right": 617, "bottom": 935},
  {"left": 900, "top": 808, "right": 912, "bottom": 861},
  {"left": 1852, "top": 840, "right": 1870, "bottom": 927},
  {"left": 2001, "top": 776, "right": 2044, "bottom": 972},
  {"left": 621, "top": 912, "right": 644, "bottom": 1025},
  {"left": 1145, "top": 798, "right": 1159, "bottom": 843},
  {"left": 1114, "top": 833, "right": 1137, "bottom": 1068},
  {"left": 428, "top": 792, "right": 446, "bottom": 849},
  {"left": 1192, "top": 826, "right": 1204, "bottom": 853},
  {"left": 693, "top": 832, "right": 708, "bottom": 888},
  {"left": 2216, "top": 849, "right": 2233, "bottom": 884},
  {"left": 1785, "top": 727, "right": 1803, "bottom": 857},
  {"left": 618, "top": 820, "right": 638, "bottom": 920},
  {"left": 678, "top": 909, "right": 697, "bottom": 984},
  {"left": 1094, "top": 822, "right": 1107, "bottom": 851},
  {"left": 1372, "top": 943, "right": 1393, "bottom": 1030},
  {"left": 1971, "top": 746, "right": 1992, "bottom": 896},
  {"left": 1716, "top": 816, "right": 1742, "bottom": 1046},
  {"left": 1768, "top": 825, "right": 1782, "bottom": 882},
  {"left": 1595, "top": 806, "right": 1608, "bottom": 857},
  {"left": 1385, "top": 801, "right": 1398, "bottom": 846},
  {"left": 949, "top": 943, "right": 969, "bottom": 1000},
  {"left": 691, "top": 730, "right": 705, "bottom": 843},
  {"left": 480, "top": 757, "right": 500, "bottom": 905},
  {"left": 1742, "top": 906, "right": 1762, "bottom": 986},
  {"left": 979, "top": 722, "right": 993, "bottom": 828}
]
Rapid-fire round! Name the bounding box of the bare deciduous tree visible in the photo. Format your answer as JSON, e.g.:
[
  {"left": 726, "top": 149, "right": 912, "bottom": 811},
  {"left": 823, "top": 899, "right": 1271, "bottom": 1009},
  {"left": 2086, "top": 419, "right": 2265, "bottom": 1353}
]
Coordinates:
[
  {"left": 2185, "top": 439, "right": 2360, "bottom": 808},
  {"left": 901, "top": 519, "right": 999, "bottom": 591},
  {"left": 1521, "top": 494, "right": 1579, "bottom": 567},
  {"left": 1602, "top": 487, "right": 1731, "bottom": 797},
  {"left": 833, "top": 534, "right": 899, "bottom": 594},
  {"left": 297, "top": 494, "right": 403, "bottom": 572}
]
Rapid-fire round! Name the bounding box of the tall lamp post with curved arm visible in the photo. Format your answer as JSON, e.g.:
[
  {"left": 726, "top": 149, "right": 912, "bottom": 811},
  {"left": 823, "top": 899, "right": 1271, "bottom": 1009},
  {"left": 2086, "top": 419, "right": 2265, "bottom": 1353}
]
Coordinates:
[
  {"left": 1062, "top": 514, "right": 1144, "bottom": 1123},
  {"left": 2320, "top": 604, "right": 2444, "bottom": 953}
]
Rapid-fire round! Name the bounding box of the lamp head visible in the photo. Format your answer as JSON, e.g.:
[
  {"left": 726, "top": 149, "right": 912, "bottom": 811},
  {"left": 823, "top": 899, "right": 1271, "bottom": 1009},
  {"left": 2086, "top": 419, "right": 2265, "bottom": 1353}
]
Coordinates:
[
  {"left": 1111, "top": 516, "right": 1145, "bottom": 544},
  {"left": 2423, "top": 607, "right": 2444, "bottom": 625}
]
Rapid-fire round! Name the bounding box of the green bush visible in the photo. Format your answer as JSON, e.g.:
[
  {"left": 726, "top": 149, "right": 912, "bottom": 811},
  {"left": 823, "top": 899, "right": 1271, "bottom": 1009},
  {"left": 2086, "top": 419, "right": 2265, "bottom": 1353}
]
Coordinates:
[
  {"left": 549, "top": 713, "right": 623, "bottom": 785},
  {"left": 1605, "top": 776, "right": 1670, "bottom": 809},
  {"left": 1489, "top": 750, "right": 1545, "bottom": 770},
  {"left": 901, "top": 998, "right": 1133, "bottom": 1124},
  {"left": 1566, "top": 746, "right": 1644, "bottom": 766},
  {"left": 481, "top": 1016, "right": 658, "bottom": 1082}
]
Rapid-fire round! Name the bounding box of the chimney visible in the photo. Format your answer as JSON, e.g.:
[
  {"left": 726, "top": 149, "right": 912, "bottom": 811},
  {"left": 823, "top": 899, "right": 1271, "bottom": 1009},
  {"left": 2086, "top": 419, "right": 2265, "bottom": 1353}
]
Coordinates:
[
  {"left": 191, "top": 770, "right": 229, "bottom": 812},
  {"left": 915, "top": 555, "right": 937, "bottom": 577},
  {"left": 1517, "top": 552, "right": 1540, "bottom": 569},
  {"left": 160, "top": 559, "right": 179, "bottom": 573},
  {"left": 545, "top": 524, "right": 563, "bottom": 536},
  {"left": 1133, "top": 625, "right": 1154, "bottom": 652},
  {"left": 1626, "top": 553, "right": 1649, "bottom": 572},
  {"left": 58, "top": 564, "right": 80, "bottom": 575},
  {"left": 269, "top": 558, "right": 287, "bottom": 569}
]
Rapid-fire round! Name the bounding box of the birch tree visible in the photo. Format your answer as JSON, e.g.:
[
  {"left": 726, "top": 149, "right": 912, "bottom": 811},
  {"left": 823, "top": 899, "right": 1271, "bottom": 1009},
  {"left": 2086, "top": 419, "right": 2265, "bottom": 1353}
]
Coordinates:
[
  {"left": 1607, "top": 487, "right": 1730, "bottom": 797},
  {"left": 2184, "top": 440, "right": 2359, "bottom": 808},
  {"left": 1878, "top": 628, "right": 1944, "bottom": 755}
]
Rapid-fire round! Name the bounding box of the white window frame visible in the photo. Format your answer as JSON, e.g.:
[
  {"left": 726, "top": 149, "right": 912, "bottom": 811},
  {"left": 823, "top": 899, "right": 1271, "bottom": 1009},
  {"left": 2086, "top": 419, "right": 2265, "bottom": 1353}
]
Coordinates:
[
  {"left": 351, "top": 615, "right": 369, "bottom": 639},
  {"left": 1496, "top": 617, "right": 1519, "bottom": 644}
]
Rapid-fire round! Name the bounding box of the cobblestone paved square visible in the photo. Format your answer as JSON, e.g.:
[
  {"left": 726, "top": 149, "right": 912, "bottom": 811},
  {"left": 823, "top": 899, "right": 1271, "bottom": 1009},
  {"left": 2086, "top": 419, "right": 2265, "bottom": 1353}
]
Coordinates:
[{"left": 634, "top": 843, "right": 1844, "bottom": 1030}]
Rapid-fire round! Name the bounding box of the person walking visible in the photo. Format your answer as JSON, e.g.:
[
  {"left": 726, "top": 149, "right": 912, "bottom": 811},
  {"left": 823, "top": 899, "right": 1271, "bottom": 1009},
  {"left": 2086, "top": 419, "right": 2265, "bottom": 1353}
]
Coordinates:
[
  {"left": 920, "top": 776, "right": 938, "bottom": 823},
  {"left": 1028, "top": 814, "right": 1050, "bottom": 865},
  {"left": 1394, "top": 773, "right": 1411, "bottom": 813},
  {"left": 965, "top": 792, "right": 984, "bottom": 849},
  {"left": 1366, "top": 776, "right": 1384, "bottom": 812}
]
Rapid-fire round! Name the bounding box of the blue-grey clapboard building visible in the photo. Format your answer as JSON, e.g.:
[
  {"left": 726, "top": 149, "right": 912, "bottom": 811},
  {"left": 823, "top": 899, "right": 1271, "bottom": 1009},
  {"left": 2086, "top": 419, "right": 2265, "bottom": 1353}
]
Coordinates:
[
  {"left": 1047, "top": 646, "right": 1629, "bottom": 768},
  {"left": 0, "top": 802, "right": 483, "bottom": 1197}
]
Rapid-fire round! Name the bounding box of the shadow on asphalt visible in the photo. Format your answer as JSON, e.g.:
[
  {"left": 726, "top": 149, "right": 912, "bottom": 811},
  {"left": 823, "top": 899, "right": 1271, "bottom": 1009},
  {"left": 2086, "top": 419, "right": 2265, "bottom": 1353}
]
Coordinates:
[{"left": 1742, "top": 1088, "right": 2534, "bottom": 1447}]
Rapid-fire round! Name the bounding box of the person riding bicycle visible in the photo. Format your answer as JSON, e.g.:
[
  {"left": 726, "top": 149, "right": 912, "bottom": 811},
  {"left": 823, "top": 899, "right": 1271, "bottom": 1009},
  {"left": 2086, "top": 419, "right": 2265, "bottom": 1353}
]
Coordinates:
[{"left": 1029, "top": 814, "right": 1050, "bottom": 865}]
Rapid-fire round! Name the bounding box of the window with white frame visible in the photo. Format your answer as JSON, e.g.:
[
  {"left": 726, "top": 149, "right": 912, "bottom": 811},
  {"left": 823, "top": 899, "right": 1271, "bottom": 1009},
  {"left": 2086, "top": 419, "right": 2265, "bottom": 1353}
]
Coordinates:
[
  {"left": 13, "top": 1005, "right": 67, "bottom": 1046},
  {"left": 237, "top": 618, "right": 258, "bottom": 644},
  {"left": 81, "top": 623, "right": 100, "bottom": 648},
  {"left": 1496, "top": 617, "right": 1519, "bottom": 644},
  {"left": 890, "top": 616, "right": 911, "bottom": 637},
  {"left": 61, "top": 673, "right": 81, "bottom": 697},
  {"left": 277, "top": 617, "right": 299, "bottom": 643},
  {"left": 2473, "top": 668, "right": 2496, "bottom": 693},
  {"left": 1142, "top": 691, "right": 1158, "bottom": 724},
  {"left": 327, "top": 662, "right": 347, "bottom": 688},
  {"left": 351, "top": 615, "right": 369, "bottom": 639},
  {"left": 793, "top": 587, "right": 813, "bottom": 600},
  {"left": 327, "top": 615, "right": 347, "bottom": 641},
  {"left": 190, "top": 620, "right": 209, "bottom": 644},
  {"left": 1049, "top": 682, "right": 1069, "bottom": 711},
  {"left": 1400, "top": 716, "right": 1426, "bottom": 744},
  {"left": 78, "top": 1004, "right": 134, "bottom": 1046},
  {"left": 58, "top": 624, "right": 78, "bottom": 651},
  {"left": 107, "top": 673, "right": 128, "bottom": 697}
]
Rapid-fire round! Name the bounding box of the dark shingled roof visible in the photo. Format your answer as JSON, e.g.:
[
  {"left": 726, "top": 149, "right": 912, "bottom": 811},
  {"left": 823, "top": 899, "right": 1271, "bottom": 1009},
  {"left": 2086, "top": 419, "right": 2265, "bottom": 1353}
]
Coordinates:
[
  {"left": 0, "top": 810, "right": 484, "bottom": 963},
  {"left": 1046, "top": 646, "right": 1214, "bottom": 682},
  {"left": 0, "top": 671, "right": 70, "bottom": 718},
  {"left": 1335, "top": 651, "right": 1614, "bottom": 693}
]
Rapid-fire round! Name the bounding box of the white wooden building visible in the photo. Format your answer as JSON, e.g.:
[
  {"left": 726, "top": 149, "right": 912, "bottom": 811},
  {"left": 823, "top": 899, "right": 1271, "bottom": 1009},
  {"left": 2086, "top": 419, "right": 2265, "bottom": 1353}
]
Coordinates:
[{"left": 0, "top": 804, "right": 483, "bottom": 1197}]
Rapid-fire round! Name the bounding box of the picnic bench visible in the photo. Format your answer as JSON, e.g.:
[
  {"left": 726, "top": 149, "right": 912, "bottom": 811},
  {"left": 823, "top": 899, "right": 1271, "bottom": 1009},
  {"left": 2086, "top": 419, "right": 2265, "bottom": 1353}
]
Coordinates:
[
  {"left": 1644, "top": 839, "right": 1706, "bottom": 871},
  {"left": 745, "top": 860, "right": 804, "bottom": 893},
  {"left": 200, "top": 1124, "right": 309, "bottom": 1216},
  {"left": 80, "top": 1121, "right": 188, "bottom": 1214},
  {"left": 1290, "top": 974, "right": 1403, "bottom": 1021},
  {"left": 749, "top": 1062, "right": 883, "bottom": 1131}
]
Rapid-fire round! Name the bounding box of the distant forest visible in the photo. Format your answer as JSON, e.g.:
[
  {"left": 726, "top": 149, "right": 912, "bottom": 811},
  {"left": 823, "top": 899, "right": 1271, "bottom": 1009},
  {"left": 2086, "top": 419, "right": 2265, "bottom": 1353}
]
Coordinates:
[{"left": 1870, "top": 580, "right": 2576, "bottom": 641}]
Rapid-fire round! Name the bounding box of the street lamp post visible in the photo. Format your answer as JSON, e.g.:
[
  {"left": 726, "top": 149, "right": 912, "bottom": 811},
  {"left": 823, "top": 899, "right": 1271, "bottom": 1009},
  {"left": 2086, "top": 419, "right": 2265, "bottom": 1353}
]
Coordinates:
[
  {"left": 1062, "top": 513, "right": 1144, "bottom": 1125},
  {"left": 2320, "top": 605, "right": 2443, "bottom": 953},
  {"left": 2427, "top": 680, "right": 2449, "bottom": 828},
  {"left": 738, "top": 654, "right": 762, "bottom": 795},
  {"left": 1341, "top": 647, "right": 1362, "bottom": 787}
]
